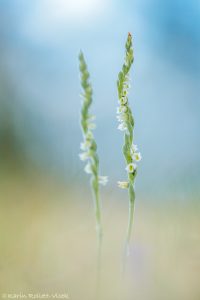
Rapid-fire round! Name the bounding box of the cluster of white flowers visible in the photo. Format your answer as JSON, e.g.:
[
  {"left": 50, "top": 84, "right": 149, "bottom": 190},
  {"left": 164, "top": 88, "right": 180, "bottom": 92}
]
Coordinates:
[
  {"left": 126, "top": 144, "right": 142, "bottom": 173},
  {"left": 79, "top": 129, "right": 108, "bottom": 186},
  {"left": 79, "top": 51, "right": 108, "bottom": 187},
  {"left": 117, "top": 86, "right": 142, "bottom": 183},
  {"left": 116, "top": 89, "right": 129, "bottom": 132},
  {"left": 116, "top": 32, "right": 141, "bottom": 250},
  {"left": 117, "top": 143, "right": 141, "bottom": 189},
  {"left": 79, "top": 52, "right": 108, "bottom": 251}
]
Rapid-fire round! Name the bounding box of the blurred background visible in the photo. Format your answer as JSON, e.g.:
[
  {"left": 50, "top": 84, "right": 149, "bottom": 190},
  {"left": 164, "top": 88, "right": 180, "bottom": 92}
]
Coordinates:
[{"left": 0, "top": 0, "right": 200, "bottom": 299}]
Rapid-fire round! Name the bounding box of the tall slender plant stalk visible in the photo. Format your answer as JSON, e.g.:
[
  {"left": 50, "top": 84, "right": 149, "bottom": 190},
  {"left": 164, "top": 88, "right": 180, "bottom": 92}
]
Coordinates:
[
  {"left": 116, "top": 33, "right": 142, "bottom": 259},
  {"left": 78, "top": 51, "right": 107, "bottom": 288}
]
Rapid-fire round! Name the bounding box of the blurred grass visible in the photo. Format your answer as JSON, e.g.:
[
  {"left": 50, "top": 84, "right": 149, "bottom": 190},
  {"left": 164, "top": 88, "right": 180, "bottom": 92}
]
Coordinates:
[{"left": 0, "top": 169, "right": 200, "bottom": 300}]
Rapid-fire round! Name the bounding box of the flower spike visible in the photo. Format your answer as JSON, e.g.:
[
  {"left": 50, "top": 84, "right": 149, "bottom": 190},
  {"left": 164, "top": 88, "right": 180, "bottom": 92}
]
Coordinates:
[{"left": 116, "top": 33, "right": 142, "bottom": 257}]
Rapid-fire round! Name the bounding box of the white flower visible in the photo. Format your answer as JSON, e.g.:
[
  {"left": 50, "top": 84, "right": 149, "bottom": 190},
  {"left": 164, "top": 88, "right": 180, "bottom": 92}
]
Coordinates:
[
  {"left": 132, "top": 152, "right": 142, "bottom": 162},
  {"left": 88, "top": 114, "right": 96, "bottom": 121},
  {"left": 80, "top": 143, "right": 86, "bottom": 151},
  {"left": 131, "top": 144, "right": 138, "bottom": 153},
  {"left": 80, "top": 140, "right": 91, "bottom": 151},
  {"left": 88, "top": 123, "right": 96, "bottom": 130},
  {"left": 84, "top": 163, "right": 92, "bottom": 174},
  {"left": 98, "top": 176, "right": 108, "bottom": 185},
  {"left": 117, "top": 105, "right": 127, "bottom": 114},
  {"left": 118, "top": 123, "right": 127, "bottom": 131},
  {"left": 121, "top": 105, "right": 128, "bottom": 113},
  {"left": 116, "top": 114, "right": 127, "bottom": 122},
  {"left": 118, "top": 181, "right": 129, "bottom": 189},
  {"left": 130, "top": 144, "right": 139, "bottom": 156},
  {"left": 125, "top": 162, "right": 137, "bottom": 173},
  {"left": 117, "top": 106, "right": 127, "bottom": 114},
  {"left": 116, "top": 116, "right": 122, "bottom": 122},
  {"left": 79, "top": 152, "right": 89, "bottom": 161},
  {"left": 116, "top": 107, "right": 121, "bottom": 114}
]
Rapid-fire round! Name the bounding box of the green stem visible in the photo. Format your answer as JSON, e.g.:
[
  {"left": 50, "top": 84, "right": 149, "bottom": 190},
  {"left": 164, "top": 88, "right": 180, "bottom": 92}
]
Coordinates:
[
  {"left": 92, "top": 182, "right": 102, "bottom": 297},
  {"left": 126, "top": 183, "right": 135, "bottom": 247},
  {"left": 123, "top": 183, "right": 135, "bottom": 273}
]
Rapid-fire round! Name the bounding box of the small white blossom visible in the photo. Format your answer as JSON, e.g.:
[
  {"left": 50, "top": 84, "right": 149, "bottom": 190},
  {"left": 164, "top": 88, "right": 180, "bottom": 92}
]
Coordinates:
[
  {"left": 116, "top": 113, "right": 127, "bottom": 122},
  {"left": 118, "top": 123, "right": 127, "bottom": 131},
  {"left": 118, "top": 181, "right": 129, "bottom": 189},
  {"left": 116, "top": 115, "right": 121, "bottom": 121},
  {"left": 131, "top": 144, "right": 138, "bottom": 153},
  {"left": 132, "top": 152, "right": 142, "bottom": 162},
  {"left": 88, "top": 123, "right": 96, "bottom": 130},
  {"left": 88, "top": 114, "right": 96, "bottom": 121},
  {"left": 80, "top": 143, "right": 86, "bottom": 151},
  {"left": 121, "top": 106, "right": 128, "bottom": 113},
  {"left": 79, "top": 152, "right": 89, "bottom": 161},
  {"left": 125, "top": 162, "right": 137, "bottom": 173},
  {"left": 80, "top": 140, "right": 91, "bottom": 151},
  {"left": 84, "top": 163, "right": 92, "bottom": 174},
  {"left": 98, "top": 176, "right": 108, "bottom": 185},
  {"left": 117, "top": 106, "right": 127, "bottom": 114}
]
